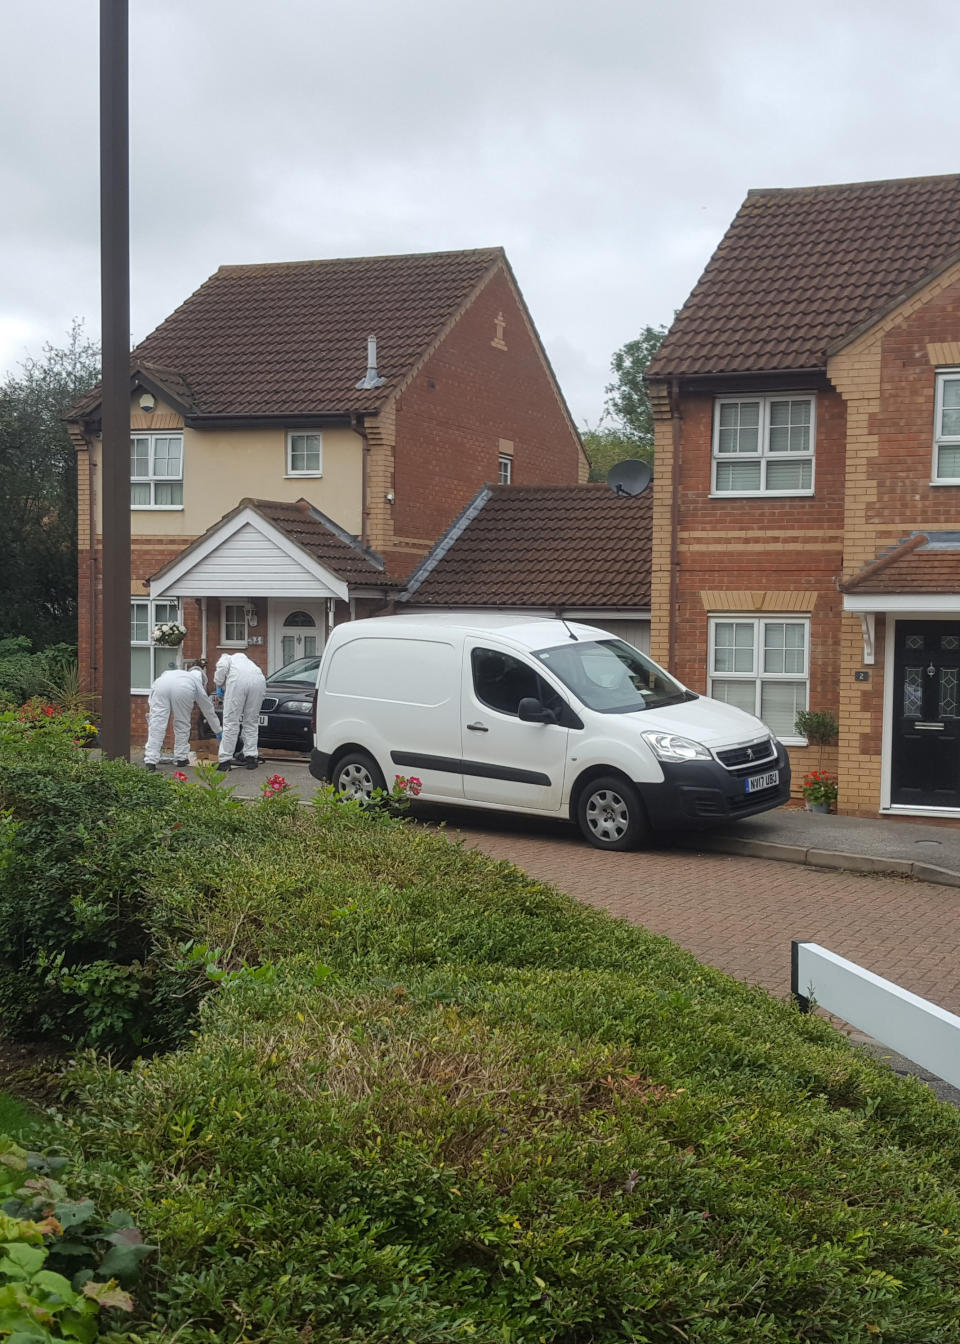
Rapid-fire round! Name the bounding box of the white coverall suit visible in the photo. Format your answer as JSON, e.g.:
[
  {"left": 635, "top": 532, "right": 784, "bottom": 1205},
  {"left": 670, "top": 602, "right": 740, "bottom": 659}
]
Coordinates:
[
  {"left": 214, "top": 651, "right": 267, "bottom": 765},
  {"left": 144, "top": 667, "right": 222, "bottom": 766}
]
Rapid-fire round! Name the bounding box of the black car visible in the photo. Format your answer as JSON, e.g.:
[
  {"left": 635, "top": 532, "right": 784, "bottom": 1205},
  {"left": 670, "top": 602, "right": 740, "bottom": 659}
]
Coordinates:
[{"left": 200, "top": 655, "right": 321, "bottom": 753}]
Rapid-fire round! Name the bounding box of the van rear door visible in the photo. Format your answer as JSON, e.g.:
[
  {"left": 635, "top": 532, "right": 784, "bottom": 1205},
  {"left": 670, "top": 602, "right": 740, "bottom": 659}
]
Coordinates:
[{"left": 460, "top": 641, "right": 568, "bottom": 810}]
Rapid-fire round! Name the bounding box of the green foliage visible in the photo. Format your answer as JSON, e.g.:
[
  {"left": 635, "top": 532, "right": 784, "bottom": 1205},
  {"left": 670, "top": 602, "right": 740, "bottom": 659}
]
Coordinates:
[
  {"left": 601, "top": 323, "right": 668, "bottom": 457},
  {"left": 794, "top": 708, "right": 839, "bottom": 746},
  {"left": 580, "top": 424, "right": 647, "bottom": 482},
  {"left": 6, "top": 738, "right": 960, "bottom": 1338},
  {"left": 0, "top": 645, "right": 77, "bottom": 713},
  {"left": 0, "top": 1137, "right": 150, "bottom": 1340},
  {"left": 0, "top": 325, "right": 100, "bottom": 647}
]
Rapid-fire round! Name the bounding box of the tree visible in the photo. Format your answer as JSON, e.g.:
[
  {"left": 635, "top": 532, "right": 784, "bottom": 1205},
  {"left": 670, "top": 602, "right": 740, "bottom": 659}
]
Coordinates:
[
  {"left": 604, "top": 324, "right": 668, "bottom": 455},
  {"left": 0, "top": 323, "right": 100, "bottom": 646},
  {"left": 581, "top": 424, "right": 644, "bottom": 483}
]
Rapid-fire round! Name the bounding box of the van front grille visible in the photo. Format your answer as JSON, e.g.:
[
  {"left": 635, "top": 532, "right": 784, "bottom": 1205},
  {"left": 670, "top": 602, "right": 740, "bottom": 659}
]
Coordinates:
[{"left": 715, "top": 737, "right": 775, "bottom": 771}]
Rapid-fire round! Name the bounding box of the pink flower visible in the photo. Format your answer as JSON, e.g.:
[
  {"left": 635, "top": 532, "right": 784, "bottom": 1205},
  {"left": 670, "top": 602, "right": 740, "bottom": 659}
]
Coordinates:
[
  {"left": 262, "top": 773, "right": 289, "bottom": 798},
  {"left": 173, "top": 771, "right": 188, "bottom": 783}
]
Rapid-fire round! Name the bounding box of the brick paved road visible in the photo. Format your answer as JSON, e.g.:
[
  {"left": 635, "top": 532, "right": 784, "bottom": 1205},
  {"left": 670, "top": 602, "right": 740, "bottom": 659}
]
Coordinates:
[{"left": 432, "top": 808, "right": 960, "bottom": 1014}]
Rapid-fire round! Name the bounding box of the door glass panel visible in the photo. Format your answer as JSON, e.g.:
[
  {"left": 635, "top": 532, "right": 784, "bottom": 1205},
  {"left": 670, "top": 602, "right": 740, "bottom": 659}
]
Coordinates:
[
  {"left": 905, "top": 634, "right": 923, "bottom": 650},
  {"left": 281, "top": 635, "right": 296, "bottom": 666},
  {"left": 284, "top": 610, "right": 315, "bottom": 627},
  {"left": 940, "top": 668, "right": 958, "bottom": 718},
  {"left": 303, "top": 635, "right": 317, "bottom": 657},
  {"left": 942, "top": 635, "right": 960, "bottom": 650},
  {"left": 903, "top": 667, "right": 923, "bottom": 717}
]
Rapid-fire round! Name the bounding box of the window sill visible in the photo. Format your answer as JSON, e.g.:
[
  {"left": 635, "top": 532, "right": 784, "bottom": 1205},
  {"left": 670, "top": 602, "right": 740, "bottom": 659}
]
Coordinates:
[
  {"left": 217, "top": 643, "right": 248, "bottom": 650},
  {"left": 709, "top": 491, "right": 815, "bottom": 500},
  {"left": 929, "top": 479, "right": 960, "bottom": 487},
  {"left": 284, "top": 473, "right": 323, "bottom": 480},
  {"left": 131, "top": 506, "right": 184, "bottom": 512}
]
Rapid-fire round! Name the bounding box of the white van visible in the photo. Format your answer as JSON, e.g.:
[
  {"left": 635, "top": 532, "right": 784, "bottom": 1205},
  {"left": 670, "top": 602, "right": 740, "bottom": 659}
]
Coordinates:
[{"left": 309, "top": 613, "right": 790, "bottom": 850}]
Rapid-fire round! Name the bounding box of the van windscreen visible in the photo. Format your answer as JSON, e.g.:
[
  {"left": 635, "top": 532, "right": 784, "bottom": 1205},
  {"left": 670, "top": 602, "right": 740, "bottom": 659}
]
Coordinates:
[{"left": 535, "top": 640, "right": 691, "bottom": 714}]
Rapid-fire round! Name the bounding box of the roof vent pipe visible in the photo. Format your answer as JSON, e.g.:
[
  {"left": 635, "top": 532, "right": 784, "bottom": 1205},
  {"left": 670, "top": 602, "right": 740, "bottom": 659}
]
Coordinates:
[{"left": 355, "top": 334, "right": 386, "bottom": 390}]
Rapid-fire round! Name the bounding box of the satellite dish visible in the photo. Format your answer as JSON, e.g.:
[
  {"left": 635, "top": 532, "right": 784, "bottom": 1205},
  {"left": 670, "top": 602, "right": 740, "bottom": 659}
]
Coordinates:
[{"left": 606, "top": 459, "right": 652, "bottom": 498}]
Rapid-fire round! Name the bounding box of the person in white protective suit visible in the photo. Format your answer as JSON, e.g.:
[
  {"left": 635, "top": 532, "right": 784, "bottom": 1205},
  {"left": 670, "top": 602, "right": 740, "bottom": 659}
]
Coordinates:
[
  {"left": 213, "top": 650, "right": 267, "bottom": 770},
  {"left": 144, "top": 664, "right": 222, "bottom": 770}
]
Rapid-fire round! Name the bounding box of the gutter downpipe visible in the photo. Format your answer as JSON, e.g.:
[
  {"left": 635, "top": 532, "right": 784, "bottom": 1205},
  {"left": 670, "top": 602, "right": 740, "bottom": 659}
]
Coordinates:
[
  {"left": 667, "top": 376, "right": 682, "bottom": 672},
  {"left": 89, "top": 442, "right": 98, "bottom": 693},
  {"left": 351, "top": 413, "right": 370, "bottom": 549}
]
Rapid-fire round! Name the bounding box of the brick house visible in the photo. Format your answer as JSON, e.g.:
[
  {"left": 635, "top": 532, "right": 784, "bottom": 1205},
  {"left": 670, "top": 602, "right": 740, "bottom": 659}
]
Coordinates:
[
  {"left": 66, "top": 247, "right": 587, "bottom": 737},
  {"left": 646, "top": 172, "right": 960, "bottom": 818},
  {"left": 401, "top": 482, "right": 652, "bottom": 651}
]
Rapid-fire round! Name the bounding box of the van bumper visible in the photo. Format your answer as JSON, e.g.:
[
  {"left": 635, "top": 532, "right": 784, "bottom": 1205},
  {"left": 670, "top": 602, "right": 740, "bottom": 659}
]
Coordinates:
[
  {"left": 309, "top": 748, "right": 332, "bottom": 782},
  {"left": 635, "top": 741, "right": 791, "bottom": 830}
]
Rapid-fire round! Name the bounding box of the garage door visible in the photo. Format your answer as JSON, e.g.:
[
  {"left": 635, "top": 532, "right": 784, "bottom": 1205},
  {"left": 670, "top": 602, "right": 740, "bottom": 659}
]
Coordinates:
[{"left": 587, "top": 618, "right": 650, "bottom": 653}]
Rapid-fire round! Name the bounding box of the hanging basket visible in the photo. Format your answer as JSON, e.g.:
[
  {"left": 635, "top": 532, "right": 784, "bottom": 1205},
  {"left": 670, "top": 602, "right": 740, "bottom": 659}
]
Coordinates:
[{"left": 152, "top": 622, "right": 187, "bottom": 648}]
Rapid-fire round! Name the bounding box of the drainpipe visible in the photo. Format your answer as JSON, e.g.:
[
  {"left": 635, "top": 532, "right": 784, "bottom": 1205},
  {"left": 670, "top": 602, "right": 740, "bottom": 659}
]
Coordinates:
[
  {"left": 351, "top": 413, "right": 370, "bottom": 549},
  {"left": 89, "top": 441, "right": 98, "bottom": 695},
  {"left": 200, "top": 596, "right": 208, "bottom": 663},
  {"left": 667, "top": 377, "right": 682, "bottom": 672}
]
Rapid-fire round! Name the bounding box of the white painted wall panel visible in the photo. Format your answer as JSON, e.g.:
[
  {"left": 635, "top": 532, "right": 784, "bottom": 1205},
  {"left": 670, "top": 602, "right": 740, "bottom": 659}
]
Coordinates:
[{"left": 163, "top": 524, "right": 339, "bottom": 598}]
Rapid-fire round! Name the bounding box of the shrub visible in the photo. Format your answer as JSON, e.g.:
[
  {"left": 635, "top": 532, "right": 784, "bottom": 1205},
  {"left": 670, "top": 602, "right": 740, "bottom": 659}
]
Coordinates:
[{"left": 0, "top": 639, "right": 76, "bottom": 708}]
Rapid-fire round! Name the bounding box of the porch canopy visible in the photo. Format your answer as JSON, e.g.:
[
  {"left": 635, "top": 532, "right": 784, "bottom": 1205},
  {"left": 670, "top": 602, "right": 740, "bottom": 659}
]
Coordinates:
[
  {"left": 840, "top": 532, "right": 960, "bottom": 661},
  {"left": 150, "top": 497, "right": 388, "bottom": 602}
]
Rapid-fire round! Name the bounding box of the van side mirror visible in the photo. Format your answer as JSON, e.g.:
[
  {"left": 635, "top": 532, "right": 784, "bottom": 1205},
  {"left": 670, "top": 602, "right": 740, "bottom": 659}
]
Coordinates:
[{"left": 518, "top": 697, "right": 558, "bottom": 724}]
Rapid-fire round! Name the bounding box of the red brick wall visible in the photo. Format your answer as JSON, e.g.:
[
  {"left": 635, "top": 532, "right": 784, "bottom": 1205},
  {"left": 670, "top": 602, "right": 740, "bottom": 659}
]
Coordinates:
[
  {"left": 664, "top": 387, "right": 847, "bottom": 788},
  {"left": 392, "top": 268, "right": 583, "bottom": 554}
]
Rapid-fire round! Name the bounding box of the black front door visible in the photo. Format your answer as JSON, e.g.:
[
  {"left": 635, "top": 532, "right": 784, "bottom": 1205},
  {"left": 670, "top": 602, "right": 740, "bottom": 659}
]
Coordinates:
[{"left": 891, "top": 620, "right": 960, "bottom": 807}]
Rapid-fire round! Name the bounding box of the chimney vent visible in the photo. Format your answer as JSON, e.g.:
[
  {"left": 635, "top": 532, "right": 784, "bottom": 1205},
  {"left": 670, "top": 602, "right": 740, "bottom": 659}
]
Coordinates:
[{"left": 355, "top": 334, "right": 386, "bottom": 390}]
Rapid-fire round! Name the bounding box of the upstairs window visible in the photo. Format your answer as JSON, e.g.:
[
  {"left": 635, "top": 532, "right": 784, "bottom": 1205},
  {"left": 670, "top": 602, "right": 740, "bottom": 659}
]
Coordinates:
[
  {"left": 131, "top": 434, "right": 183, "bottom": 507},
  {"left": 712, "top": 395, "right": 815, "bottom": 496},
  {"left": 498, "top": 453, "right": 512, "bottom": 485},
  {"left": 287, "top": 432, "right": 322, "bottom": 476},
  {"left": 933, "top": 371, "right": 960, "bottom": 483}
]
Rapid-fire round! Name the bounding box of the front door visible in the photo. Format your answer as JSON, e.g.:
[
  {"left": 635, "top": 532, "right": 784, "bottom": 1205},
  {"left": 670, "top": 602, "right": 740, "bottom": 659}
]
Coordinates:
[
  {"left": 269, "top": 600, "right": 326, "bottom": 673},
  {"left": 891, "top": 620, "right": 960, "bottom": 808}
]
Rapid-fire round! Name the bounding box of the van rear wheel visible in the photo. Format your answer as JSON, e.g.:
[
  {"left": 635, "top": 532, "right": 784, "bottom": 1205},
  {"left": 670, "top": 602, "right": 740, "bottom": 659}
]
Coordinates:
[
  {"left": 577, "top": 775, "right": 648, "bottom": 850},
  {"left": 333, "top": 751, "right": 386, "bottom": 801}
]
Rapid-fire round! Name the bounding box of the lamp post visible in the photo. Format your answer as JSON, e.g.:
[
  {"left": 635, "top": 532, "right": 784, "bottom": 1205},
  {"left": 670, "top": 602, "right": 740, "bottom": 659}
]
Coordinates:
[{"left": 99, "top": 0, "right": 131, "bottom": 758}]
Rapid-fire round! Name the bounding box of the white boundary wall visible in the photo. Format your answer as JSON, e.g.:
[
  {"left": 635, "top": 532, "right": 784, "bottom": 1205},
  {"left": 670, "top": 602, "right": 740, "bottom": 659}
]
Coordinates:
[{"left": 792, "top": 941, "right": 960, "bottom": 1090}]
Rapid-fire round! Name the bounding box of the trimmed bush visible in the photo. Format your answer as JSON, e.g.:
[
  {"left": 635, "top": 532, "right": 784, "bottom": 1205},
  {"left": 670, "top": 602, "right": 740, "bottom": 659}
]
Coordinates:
[{"left": 4, "top": 733, "right": 960, "bottom": 1339}]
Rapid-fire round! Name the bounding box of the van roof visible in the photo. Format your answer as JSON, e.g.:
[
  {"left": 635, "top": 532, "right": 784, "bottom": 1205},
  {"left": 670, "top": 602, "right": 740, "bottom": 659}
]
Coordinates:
[{"left": 333, "top": 611, "right": 608, "bottom": 651}]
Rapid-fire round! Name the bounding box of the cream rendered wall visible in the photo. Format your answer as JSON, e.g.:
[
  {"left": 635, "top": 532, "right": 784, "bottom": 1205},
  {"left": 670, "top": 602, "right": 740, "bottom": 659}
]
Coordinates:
[{"left": 94, "top": 394, "right": 363, "bottom": 537}]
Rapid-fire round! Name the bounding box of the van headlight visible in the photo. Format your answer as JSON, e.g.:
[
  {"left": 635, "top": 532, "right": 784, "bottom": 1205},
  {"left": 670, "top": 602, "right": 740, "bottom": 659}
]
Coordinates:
[{"left": 641, "top": 732, "right": 711, "bottom": 763}]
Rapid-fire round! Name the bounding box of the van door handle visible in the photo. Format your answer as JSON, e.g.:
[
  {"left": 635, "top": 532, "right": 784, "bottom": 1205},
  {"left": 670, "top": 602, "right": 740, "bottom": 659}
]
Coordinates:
[{"left": 466, "top": 721, "right": 489, "bottom": 732}]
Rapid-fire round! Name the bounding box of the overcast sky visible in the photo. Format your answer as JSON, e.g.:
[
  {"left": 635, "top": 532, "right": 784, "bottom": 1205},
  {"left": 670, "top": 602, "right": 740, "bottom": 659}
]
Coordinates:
[{"left": 3, "top": 0, "right": 959, "bottom": 424}]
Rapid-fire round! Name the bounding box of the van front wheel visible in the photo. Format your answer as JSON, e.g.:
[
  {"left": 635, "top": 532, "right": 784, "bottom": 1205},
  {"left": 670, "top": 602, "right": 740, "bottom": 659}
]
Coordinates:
[
  {"left": 333, "top": 750, "right": 386, "bottom": 801},
  {"left": 576, "top": 775, "right": 648, "bottom": 850}
]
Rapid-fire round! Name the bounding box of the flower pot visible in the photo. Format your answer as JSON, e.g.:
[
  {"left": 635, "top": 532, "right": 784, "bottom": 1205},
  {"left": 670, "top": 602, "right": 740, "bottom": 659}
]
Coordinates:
[{"left": 805, "top": 801, "right": 831, "bottom": 814}]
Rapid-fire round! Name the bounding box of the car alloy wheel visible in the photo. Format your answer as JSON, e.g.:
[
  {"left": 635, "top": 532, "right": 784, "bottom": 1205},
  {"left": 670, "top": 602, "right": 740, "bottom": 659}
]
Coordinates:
[
  {"left": 333, "top": 750, "right": 386, "bottom": 801},
  {"left": 576, "top": 774, "right": 648, "bottom": 851}
]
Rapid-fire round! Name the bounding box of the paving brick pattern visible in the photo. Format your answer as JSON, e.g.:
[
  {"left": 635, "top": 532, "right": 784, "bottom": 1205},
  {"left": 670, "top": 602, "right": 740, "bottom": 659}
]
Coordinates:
[{"left": 450, "top": 813, "right": 960, "bottom": 1014}]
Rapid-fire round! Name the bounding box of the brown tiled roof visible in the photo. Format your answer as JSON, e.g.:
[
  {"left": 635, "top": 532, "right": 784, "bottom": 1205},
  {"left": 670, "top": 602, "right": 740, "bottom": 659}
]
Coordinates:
[
  {"left": 403, "top": 484, "right": 652, "bottom": 608},
  {"left": 148, "top": 497, "right": 395, "bottom": 590},
  {"left": 648, "top": 174, "right": 960, "bottom": 379},
  {"left": 71, "top": 248, "right": 504, "bottom": 420},
  {"left": 840, "top": 532, "right": 960, "bottom": 594},
  {"left": 247, "top": 498, "right": 397, "bottom": 586}
]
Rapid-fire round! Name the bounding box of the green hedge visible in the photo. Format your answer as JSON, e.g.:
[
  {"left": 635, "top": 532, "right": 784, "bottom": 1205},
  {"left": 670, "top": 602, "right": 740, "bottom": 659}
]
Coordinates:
[
  {"left": 0, "top": 636, "right": 75, "bottom": 708},
  {"left": 3, "top": 737, "right": 960, "bottom": 1340}
]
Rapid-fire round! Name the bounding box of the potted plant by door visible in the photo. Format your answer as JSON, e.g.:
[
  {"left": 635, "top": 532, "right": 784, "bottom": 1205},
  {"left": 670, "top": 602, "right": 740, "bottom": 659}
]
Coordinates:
[{"left": 801, "top": 770, "right": 838, "bottom": 814}]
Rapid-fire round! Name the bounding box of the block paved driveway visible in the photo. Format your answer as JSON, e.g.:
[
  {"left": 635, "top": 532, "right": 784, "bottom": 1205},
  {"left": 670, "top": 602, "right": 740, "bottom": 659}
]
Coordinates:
[{"left": 428, "top": 807, "right": 960, "bottom": 1014}]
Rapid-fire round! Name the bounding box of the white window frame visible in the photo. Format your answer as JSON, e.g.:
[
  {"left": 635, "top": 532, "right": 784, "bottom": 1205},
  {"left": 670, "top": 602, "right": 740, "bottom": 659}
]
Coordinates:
[
  {"left": 707, "top": 615, "right": 810, "bottom": 744},
  {"left": 286, "top": 431, "right": 323, "bottom": 477},
  {"left": 130, "top": 598, "right": 181, "bottom": 694},
  {"left": 498, "top": 453, "right": 512, "bottom": 485},
  {"left": 130, "top": 433, "right": 184, "bottom": 509},
  {"left": 220, "top": 602, "right": 248, "bottom": 648},
  {"left": 711, "top": 394, "right": 816, "bottom": 497},
  {"left": 932, "top": 369, "right": 960, "bottom": 484}
]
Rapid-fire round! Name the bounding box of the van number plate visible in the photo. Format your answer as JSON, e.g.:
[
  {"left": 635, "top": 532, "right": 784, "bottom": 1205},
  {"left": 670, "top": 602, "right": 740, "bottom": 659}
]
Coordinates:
[
  {"left": 258, "top": 715, "right": 268, "bottom": 727},
  {"left": 746, "top": 769, "right": 779, "bottom": 793}
]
